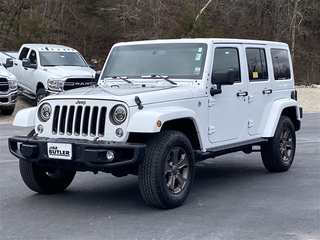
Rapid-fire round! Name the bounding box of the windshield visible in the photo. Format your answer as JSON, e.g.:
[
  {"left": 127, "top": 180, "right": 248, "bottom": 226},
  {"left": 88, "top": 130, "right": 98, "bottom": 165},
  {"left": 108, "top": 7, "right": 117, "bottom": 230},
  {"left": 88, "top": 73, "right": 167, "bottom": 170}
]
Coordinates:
[
  {"left": 39, "top": 52, "right": 87, "bottom": 67},
  {"left": 101, "top": 43, "right": 208, "bottom": 80}
]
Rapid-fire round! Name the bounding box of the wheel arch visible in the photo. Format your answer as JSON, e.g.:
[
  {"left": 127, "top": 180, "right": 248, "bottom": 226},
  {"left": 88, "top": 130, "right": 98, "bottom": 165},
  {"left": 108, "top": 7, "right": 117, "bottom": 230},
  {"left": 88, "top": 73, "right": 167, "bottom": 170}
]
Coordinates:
[
  {"left": 36, "top": 82, "right": 45, "bottom": 91},
  {"left": 262, "top": 99, "right": 301, "bottom": 138},
  {"left": 127, "top": 107, "right": 202, "bottom": 150}
]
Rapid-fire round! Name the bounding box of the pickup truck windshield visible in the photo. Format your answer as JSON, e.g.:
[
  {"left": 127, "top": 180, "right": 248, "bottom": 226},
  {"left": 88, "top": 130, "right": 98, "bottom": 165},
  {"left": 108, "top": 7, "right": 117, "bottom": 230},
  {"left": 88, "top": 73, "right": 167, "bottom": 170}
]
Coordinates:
[
  {"left": 101, "top": 43, "right": 207, "bottom": 80},
  {"left": 39, "top": 52, "right": 87, "bottom": 67}
]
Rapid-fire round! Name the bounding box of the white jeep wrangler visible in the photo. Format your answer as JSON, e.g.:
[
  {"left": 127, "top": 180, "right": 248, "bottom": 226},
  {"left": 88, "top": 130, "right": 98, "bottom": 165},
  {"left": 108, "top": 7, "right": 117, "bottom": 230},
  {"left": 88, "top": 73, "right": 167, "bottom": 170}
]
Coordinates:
[{"left": 8, "top": 38, "right": 302, "bottom": 209}]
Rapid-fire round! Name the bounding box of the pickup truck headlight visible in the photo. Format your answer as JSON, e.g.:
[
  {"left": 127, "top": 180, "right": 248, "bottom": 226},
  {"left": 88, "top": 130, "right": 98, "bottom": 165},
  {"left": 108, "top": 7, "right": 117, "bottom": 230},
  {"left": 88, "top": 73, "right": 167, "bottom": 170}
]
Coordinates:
[
  {"left": 47, "top": 79, "right": 64, "bottom": 91},
  {"left": 8, "top": 79, "right": 18, "bottom": 91},
  {"left": 110, "top": 104, "right": 127, "bottom": 125},
  {"left": 38, "top": 103, "right": 52, "bottom": 122}
]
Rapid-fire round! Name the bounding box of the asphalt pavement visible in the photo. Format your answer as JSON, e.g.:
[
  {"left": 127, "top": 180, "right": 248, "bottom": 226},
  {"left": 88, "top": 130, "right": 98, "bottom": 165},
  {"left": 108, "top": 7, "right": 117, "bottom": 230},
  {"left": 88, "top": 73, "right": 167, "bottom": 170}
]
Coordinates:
[{"left": 0, "top": 113, "right": 319, "bottom": 240}]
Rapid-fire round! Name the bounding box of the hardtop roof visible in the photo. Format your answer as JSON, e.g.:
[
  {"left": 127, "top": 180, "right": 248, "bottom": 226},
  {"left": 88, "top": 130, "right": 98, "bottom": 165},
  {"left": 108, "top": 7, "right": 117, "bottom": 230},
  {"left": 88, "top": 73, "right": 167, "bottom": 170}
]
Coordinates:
[{"left": 114, "top": 38, "right": 288, "bottom": 48}]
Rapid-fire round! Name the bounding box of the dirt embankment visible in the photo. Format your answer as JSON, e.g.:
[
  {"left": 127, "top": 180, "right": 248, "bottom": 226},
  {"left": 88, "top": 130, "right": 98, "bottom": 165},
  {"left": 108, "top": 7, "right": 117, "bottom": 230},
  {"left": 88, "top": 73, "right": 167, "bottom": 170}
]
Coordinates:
[{"left": 0, "top": 86, "right": 319, "bottom": 124}]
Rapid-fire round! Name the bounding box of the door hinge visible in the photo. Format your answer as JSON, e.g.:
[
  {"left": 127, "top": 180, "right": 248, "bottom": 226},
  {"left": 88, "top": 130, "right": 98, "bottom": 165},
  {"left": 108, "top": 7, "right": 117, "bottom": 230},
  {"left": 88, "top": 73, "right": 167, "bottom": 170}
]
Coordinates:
[
  {"left": 248, "top": 120, "right": 254, "bottom": 128},
  {"left": 208, "top": 98, "right": 215, "bottom": 107},
  {"left": 248, "top": 95, "right": 254, "bottom": 103},
  {"left": 208, "top": 126, "right": 215, "bottom": 135}
]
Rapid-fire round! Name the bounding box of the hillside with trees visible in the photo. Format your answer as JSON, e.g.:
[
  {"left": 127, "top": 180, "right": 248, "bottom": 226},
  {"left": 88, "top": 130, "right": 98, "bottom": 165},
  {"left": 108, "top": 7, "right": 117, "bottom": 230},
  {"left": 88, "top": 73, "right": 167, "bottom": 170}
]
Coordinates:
[{"left": 1, "top": 0, "right": 319, "bottom": 85}]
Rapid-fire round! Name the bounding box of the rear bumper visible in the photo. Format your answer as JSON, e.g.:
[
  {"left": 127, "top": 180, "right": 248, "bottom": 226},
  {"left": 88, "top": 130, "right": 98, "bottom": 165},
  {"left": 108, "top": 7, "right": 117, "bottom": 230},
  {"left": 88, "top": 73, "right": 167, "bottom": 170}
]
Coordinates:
[{"left": 8, "top": 135, "right": 146, "bottom": 172}]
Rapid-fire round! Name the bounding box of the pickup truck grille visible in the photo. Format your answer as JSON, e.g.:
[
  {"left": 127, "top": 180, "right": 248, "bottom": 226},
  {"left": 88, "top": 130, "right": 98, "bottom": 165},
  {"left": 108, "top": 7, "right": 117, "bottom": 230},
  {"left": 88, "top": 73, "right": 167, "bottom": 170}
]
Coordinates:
[
  {"left": 64, "top": 78, "right": 95, "bottom": 91},
  {"left": 0, "top": 78, "right": 9, "bottom": 92},
  {"left": 52, "top": 105, "right": 107, "bottom": 137}
]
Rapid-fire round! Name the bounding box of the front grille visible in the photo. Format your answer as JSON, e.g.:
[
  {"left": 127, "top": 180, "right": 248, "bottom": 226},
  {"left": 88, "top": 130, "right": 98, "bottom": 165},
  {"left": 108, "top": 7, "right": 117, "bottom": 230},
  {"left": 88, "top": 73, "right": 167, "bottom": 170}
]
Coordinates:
[
  {"left": 52, "top": 105, "right": 107, "bottom": 137},
  {"left": 64, "top": 78, "right": 95, "bottom": 91},
  {"left": 0, "top": 78, "right": 9, "bottom": 92}
]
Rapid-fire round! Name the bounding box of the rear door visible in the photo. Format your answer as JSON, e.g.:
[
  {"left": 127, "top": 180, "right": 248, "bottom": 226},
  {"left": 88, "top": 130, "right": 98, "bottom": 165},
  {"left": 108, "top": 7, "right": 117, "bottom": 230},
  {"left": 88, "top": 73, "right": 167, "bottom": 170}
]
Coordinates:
[{"left": 244, "top": 44, "right": 273, "bottom": 136}]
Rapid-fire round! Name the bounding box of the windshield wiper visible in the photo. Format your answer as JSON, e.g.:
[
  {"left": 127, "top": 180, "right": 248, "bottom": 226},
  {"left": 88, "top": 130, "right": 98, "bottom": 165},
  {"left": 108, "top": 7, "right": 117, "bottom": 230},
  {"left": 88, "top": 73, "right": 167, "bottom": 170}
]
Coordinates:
[
  {"left": 103, "top": 76, "right": 132, "bottom": 84},
  {"left": 142, "top": 74, "right": 177, "bottom": 85}
]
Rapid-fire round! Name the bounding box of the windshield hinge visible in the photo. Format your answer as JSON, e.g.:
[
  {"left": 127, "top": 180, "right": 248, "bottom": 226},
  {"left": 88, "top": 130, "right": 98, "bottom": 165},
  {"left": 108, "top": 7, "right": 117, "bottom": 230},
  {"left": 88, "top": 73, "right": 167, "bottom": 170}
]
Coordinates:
[{"left": 208, "top": 98, "right": 215, "bottom": 107}]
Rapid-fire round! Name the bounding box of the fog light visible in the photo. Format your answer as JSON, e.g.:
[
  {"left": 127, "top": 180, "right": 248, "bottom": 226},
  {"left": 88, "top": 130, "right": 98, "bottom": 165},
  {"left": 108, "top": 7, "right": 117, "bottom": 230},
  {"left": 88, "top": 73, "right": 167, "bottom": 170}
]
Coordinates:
[
  {"left": 37, "top": 124, "right": 44, "bottom": 133},
  {"left": 115, "top": 128, "right": 124, "bottom": 138},
  {"left": 106, "top": 151, "right": 115, "bottom": 162}
]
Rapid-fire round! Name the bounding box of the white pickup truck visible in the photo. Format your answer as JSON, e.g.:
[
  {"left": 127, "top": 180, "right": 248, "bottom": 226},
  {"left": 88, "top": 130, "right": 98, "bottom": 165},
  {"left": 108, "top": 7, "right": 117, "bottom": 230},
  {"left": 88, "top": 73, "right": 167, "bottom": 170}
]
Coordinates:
[
  {"left": 8, "top": 38, "right": 303, "bottom": 209},
  {"left": 0, "top": 44, "right": 97, "bottom": 103},
  {"left": 0, "top": 59, "right": 18, "bottom": 115}
]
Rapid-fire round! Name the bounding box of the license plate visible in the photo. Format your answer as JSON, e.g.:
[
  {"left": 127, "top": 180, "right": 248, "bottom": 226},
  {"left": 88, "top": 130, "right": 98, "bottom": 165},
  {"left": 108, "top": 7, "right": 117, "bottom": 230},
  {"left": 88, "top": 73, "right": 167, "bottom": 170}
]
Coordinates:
[{"left": 47, "top": 142, "right": 72, "bottom": 160}]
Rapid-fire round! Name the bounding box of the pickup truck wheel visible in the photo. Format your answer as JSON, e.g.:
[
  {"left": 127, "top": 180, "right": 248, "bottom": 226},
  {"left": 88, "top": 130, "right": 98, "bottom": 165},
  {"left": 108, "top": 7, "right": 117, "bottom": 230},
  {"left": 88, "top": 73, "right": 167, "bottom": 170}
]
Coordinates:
[
  {"left": 138, "top": 131, "right": 195, "bottom": 209},
  {"left": 261, "top": 116, "right": 296, "bottom": 172},
  {"left": 1, "top": 107, "right": 15, "bottom": 115},
  {"left": 36, "top": 88, "right": 46, "bottom": 104},
  {"left": 18, "top": 129, "right": 76, "bottom": 194}
]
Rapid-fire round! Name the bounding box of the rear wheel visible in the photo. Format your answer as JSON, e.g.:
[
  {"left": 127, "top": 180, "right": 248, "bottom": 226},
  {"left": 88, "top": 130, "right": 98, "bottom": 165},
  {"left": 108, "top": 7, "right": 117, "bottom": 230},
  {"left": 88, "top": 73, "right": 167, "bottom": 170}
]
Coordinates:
[
  {"left": 138, "top": 131, "right": 195, "bottom": 209},
  {"left": 261, "top": 116, "right": 296, "bottom": 172}
]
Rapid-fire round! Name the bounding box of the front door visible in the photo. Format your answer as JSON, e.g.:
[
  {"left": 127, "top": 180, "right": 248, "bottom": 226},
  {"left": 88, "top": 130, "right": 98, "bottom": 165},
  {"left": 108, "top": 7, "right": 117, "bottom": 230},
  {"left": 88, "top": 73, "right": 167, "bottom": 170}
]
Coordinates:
[{"left": 208, "top": 44, "right": 248, "bottom": 145}]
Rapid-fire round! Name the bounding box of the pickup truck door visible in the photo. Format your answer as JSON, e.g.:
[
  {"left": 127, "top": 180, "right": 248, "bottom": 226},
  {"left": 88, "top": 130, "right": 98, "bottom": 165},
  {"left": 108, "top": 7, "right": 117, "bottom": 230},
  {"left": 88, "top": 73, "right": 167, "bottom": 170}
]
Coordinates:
[
  {"left": 208, "top": 44, "right": 249, "bottom": 145},
  {"left": 243, "top": 44, "right": 273, "bottom": 136},
  {"left": 14, "top": 48, "right": 38, "bottom": 93}
]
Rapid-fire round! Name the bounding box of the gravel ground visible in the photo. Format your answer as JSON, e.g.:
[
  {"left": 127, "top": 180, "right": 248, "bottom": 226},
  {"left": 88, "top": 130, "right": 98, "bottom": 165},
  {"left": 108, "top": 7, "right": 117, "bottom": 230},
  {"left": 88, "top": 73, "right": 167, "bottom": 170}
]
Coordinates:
[{"left": 0, "top": 86, "right": 319, "bottom": 124}]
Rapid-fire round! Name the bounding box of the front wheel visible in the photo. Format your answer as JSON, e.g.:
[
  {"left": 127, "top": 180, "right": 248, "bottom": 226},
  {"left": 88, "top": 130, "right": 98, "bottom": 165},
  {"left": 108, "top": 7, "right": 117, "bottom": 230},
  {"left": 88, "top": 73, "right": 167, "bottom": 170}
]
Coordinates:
[
  {"left": 36, "top": 88, "right": 46, "bottom": 104},
  {"left": 138, "top": 131, "right": 195, "bottom": 209},
  {"left": 261, "top": 116, "right": 296, "bottom": 172},
  {"left": 19, "top": 160, "right": 76, "bottom": 194}
]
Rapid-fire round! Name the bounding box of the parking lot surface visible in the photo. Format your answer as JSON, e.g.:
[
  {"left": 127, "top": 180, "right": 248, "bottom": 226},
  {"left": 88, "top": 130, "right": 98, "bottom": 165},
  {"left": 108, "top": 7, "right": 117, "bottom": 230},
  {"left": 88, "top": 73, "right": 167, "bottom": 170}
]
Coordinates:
[{"left": 0, "top": 113, "right": 319, "bottom": 240}]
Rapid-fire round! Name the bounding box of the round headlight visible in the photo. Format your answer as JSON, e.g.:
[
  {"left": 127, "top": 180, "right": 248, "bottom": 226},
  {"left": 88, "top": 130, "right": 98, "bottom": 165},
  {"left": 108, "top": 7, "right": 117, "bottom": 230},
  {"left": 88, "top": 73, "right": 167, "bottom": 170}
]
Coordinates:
[
  {"left": 111, "top": 105, "right": 127, "bottom": 125},
  {"left": 38, "top": 103, "right": 52, "bottom": 122}
]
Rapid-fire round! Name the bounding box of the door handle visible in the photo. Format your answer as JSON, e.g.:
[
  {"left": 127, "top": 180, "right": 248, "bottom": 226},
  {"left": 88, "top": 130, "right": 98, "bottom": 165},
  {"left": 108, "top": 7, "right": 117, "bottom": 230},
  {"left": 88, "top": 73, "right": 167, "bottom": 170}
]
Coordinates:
[
  {"left": 14, "top": 63, "right": 18, "bottom": 66},
  {"left": 236, "top": 91, "right": 248, "bottom": 97},
  {"left": 262, "top": 89, "right": 272, "bottom": 94}
]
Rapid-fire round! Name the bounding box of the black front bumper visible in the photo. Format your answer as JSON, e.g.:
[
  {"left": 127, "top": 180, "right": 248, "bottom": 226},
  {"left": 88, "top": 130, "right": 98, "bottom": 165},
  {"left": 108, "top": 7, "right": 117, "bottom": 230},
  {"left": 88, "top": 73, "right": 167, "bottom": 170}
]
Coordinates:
[{"left": 8, "top": 136, "right": 146, "bottom": 172}]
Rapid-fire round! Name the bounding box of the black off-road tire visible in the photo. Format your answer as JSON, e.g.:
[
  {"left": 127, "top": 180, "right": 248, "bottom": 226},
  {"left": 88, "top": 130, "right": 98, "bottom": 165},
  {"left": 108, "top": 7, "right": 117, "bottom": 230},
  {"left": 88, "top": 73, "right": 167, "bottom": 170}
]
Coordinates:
[
  {"left": 138, "top": 130, "right": 195, "bottom": 209},
  {"left": 36, "top": 88, "right": 46, "bottom": 104},
  {"left": 261, "top": 116, "right": 296, "bottom": 172},
  {"left": 19, "top": 129, "right": 76, "bottom": 194}
]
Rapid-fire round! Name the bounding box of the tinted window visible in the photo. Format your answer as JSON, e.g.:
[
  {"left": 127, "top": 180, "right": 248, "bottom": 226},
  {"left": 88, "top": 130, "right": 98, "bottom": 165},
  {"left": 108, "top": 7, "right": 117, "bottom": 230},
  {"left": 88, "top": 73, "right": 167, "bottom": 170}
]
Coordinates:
[
  {"left": 29, "top": 50, "right": 37, "bottom": 64},
  {"left": 213, "top": 48, "right": 241, "bottom": 82},
  {"left": 246, "top": 48, "right": 268, "bottom": 81},
  {"left": 19, "top": 47, "right": 29, "bottom": 60},
  {"left": 270, "top": 49, "right": 291, "bottom": 80}
]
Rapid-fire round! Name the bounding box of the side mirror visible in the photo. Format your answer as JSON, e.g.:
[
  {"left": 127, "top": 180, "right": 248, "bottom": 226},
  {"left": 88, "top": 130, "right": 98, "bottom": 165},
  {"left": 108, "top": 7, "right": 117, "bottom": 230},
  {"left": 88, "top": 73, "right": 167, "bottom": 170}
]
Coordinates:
[
  {"left": 94, "top": 71, "right": 101, "bottom": 82},
  {"left": 210, "top": 69, "right": 235, "bottom": 96},
  {"left": 3, "top": 58, "right": 13, "bottom": 68},
  {"left": 22, "top": 58, "right": 37, "bottom": 69},
  {"left": 213, "top": 69, "right": 235, "bottom": 85},
  {"left": 89, "top": 59, "right": 98, "bottom": 69}
]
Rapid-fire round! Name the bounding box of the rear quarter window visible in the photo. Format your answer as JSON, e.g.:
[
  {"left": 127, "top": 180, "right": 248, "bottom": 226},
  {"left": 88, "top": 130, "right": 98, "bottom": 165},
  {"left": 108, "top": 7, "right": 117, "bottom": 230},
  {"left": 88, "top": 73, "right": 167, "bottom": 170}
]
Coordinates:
[{"left": 270, "top": 49, "right": 291, "bottom": 80}]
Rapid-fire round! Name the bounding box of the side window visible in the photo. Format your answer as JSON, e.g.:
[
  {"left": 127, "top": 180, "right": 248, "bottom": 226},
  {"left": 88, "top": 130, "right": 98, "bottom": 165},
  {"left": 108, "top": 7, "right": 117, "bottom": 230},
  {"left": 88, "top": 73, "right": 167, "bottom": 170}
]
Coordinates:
[
  {"left": 213, "top": 48, "right": 241, "bottom": 82},
  {"left": 19, "top": 47, "right": 29, "bottom": 60},
  {"left": 246, "top": 48, "right": 268, "bottom": 81},
  {"left": 29, "top": 50, "right": 37, "bottom": 64},
  {"left": 270, "top": 49, "right": 291, "bottom": 80}
]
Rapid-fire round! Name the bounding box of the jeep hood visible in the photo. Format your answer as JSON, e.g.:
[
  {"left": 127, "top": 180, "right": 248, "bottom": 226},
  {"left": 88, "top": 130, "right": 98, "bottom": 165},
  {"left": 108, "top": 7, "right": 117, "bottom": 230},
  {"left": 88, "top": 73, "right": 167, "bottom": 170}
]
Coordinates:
[
  {"left": 44, "top": 83, "right": 204, "bottom": 106},
  {"left": 42, "top": 66, "right": 95, "bottom": 79}
]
